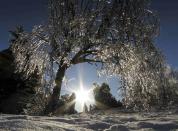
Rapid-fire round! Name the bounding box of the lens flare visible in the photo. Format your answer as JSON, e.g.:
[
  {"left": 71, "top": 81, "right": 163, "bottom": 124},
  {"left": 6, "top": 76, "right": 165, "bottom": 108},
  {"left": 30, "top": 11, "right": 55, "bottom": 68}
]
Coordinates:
[{"left": 75, "top": 88, "right": 90, "bottom": 104}]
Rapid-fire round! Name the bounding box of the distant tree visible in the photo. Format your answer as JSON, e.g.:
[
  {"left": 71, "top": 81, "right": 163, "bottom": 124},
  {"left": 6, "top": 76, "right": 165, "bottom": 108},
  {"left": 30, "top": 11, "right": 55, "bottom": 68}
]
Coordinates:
[
  {"left": 93, "top": 83, "right": 122, "bottom": 109},
  {"left": 9, "top": 26, "right": 24, "bottom": 43},
  {"left": 10, "top": 0, "right": 163, "bottom": 113},
  {"left": 83, "top": 103, "right": 88, "bottom": 113}
]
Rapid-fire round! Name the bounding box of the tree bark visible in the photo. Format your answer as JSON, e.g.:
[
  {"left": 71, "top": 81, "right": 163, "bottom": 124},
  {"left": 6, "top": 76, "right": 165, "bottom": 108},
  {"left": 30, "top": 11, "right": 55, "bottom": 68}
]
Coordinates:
[{"left": 45, "top": 65, "right": 67, "bottom": 114}]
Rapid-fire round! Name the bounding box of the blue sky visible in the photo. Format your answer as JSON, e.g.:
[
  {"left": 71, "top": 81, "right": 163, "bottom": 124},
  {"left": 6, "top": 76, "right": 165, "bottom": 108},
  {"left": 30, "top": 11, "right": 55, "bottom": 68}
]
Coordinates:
[
  {"left": 0, "top": 0, "right": 178, "bottom": 99},
  {"left": 0, "top": 0, "right": 48, "bottom": 49},
  {"left": 152, "top": 0, "right": 178, "bottom": 68}
]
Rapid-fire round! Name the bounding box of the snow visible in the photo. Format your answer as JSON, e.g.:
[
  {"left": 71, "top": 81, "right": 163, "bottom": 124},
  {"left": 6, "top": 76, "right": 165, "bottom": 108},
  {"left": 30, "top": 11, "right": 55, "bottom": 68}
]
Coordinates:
[{"left": 0, "top": 109, "right": 178, "bottom": 131}]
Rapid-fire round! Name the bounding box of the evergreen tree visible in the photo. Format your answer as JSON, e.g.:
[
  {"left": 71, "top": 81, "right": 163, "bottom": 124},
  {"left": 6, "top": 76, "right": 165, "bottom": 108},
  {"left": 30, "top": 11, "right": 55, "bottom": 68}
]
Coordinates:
[{"left": 93, "top": 83, "right": 122, "bottom": 109}]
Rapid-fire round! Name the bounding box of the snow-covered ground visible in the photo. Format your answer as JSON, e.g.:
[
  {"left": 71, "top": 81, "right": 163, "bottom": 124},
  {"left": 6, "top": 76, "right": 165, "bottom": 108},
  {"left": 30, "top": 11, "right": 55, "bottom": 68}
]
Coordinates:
[{"left": 0, "top": 109, "right": 178, "bottom": 131}]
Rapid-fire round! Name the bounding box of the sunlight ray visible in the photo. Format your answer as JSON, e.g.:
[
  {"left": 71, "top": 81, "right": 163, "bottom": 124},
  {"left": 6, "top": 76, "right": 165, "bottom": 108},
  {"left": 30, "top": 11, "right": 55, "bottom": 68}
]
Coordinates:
[{"left": 54, "top": 99, "right": 76, "bottom": 114}]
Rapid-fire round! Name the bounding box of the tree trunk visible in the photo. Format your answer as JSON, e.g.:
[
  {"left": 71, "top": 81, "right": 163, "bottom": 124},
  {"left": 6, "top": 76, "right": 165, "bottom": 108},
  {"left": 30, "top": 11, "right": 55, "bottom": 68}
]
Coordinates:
[{"left": 45, "top": 65, "right": 67, "bottom": 114}]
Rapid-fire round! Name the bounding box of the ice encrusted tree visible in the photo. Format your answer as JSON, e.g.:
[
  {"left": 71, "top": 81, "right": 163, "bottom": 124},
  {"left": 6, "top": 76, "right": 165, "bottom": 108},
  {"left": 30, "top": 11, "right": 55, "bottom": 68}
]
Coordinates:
[{"left": 11, "top": 0, "right": 165, "bottom": 112}]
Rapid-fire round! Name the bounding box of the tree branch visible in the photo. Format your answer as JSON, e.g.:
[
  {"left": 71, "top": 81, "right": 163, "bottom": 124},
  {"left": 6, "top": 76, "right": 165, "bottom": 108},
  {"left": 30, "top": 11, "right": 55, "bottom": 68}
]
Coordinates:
[
  {"left": 71, "top": 49, "right": 98, "bottom": 64},
  {"left": 72, "top": 57, "right": 103, "bottom": 65}
]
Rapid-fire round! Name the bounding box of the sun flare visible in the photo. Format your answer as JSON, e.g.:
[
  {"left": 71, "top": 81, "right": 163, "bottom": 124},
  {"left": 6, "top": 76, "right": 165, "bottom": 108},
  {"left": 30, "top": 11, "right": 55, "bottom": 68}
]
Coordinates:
[
  {"left": 75, "top": 88, "right": 90, "bottom": 104},
  {"left": 74, "top": 85, "right": 95, "bottom": 112}
]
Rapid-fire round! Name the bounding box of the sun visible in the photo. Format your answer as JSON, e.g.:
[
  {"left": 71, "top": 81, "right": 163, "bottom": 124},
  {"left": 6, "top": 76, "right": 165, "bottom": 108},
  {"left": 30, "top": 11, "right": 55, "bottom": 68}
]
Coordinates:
[
  {"left": 75, "top": 88, "right": 90, "bottom": 104},
  {"left": 74, "top": 85, "right": 94, "bottom": 112}
]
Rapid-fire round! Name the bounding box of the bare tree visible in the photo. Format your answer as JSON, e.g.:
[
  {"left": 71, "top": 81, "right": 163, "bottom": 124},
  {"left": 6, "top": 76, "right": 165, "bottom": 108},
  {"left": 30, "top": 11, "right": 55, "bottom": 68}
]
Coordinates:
[{"left": 11, "top": 0, "right": 163, "bottom": 113}]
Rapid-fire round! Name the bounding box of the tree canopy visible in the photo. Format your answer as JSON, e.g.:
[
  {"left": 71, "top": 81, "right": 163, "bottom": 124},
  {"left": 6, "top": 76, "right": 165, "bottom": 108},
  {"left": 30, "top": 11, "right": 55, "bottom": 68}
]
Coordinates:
[{"left": 10, "top": 0, "right": 165, "bottom": 112}]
